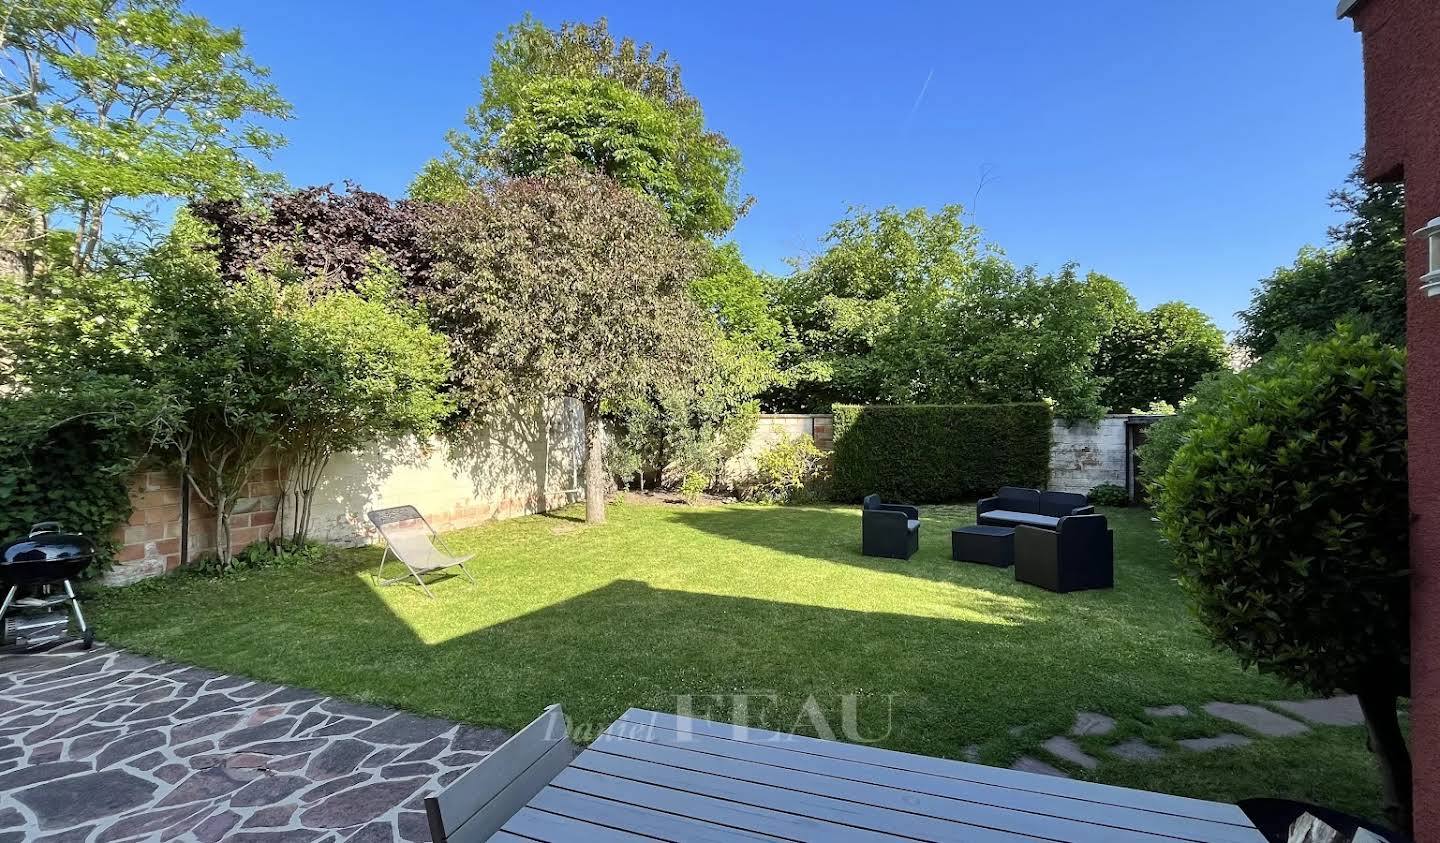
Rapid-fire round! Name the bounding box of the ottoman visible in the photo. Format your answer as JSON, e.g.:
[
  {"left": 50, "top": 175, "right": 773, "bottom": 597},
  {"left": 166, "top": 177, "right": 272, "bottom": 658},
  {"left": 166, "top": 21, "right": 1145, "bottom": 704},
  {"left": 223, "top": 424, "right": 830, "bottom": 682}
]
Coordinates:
[{"left": 951, "top": 525, "right": 1016, "bottom": 567}]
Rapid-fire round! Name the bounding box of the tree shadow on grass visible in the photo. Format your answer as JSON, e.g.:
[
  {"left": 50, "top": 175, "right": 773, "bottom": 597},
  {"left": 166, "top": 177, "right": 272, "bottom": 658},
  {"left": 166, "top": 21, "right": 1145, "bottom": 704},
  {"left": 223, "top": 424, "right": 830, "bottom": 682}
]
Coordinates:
[{"left": 670, "top": 502, "right": 990, "bottom": 587}]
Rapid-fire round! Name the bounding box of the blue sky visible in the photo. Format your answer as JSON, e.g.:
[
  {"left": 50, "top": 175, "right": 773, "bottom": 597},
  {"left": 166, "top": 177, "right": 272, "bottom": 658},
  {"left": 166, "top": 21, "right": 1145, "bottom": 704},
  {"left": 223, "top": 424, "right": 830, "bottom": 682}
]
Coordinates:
[{"left": 190, "top": 0, "right": 1363, "bottom": 333}]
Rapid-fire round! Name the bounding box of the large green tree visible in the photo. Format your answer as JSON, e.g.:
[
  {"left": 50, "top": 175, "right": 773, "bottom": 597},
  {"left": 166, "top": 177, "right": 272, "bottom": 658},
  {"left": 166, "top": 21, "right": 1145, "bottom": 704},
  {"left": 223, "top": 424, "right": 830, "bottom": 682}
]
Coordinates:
[
  {"left": 413, "top": 16, "right": 744, "bottom": 238},
  {"left": 1097, "top": 301, "right": 1229, "bottom": 412},
  {"left": 766, "top": 205, "right": 1124, "bottom": 420},
  {"left": 1, "top": 0, "right": 290, "bottom": 281},
  {"left": 1237, "top": 161, "right": 1406, "bottom": 354},
  {"left": 417, "top": 172, "right": 706, "bottom": 524}
]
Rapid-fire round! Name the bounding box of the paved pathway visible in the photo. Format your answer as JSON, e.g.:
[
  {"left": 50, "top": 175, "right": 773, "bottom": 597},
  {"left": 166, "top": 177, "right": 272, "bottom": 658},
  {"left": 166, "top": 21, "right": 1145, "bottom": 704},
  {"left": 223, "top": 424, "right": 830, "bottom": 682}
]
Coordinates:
[
  {"left": 1008, "top": 696, "right": 1366, "bottom": 778},
  {"left": 0, "top": 646, "right": 510, "bottom": 842}
]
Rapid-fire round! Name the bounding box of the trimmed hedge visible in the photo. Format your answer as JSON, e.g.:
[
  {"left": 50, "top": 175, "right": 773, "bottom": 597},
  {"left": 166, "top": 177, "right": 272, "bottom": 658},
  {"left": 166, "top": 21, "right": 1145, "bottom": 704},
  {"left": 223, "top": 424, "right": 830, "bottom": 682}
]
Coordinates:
[{"left": 831, "top": 403, "right": 1051, "bottom": 502}]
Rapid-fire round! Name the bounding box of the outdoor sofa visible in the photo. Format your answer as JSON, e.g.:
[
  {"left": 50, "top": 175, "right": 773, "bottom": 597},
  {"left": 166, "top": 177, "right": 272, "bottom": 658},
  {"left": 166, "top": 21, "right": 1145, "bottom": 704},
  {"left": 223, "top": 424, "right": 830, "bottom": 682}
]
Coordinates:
[
  {"left": 977, "top": 486, "right": 1092, "bottom": 530},
  {"left": 861, "top": 494, "right": 920, "bottom": 559}
]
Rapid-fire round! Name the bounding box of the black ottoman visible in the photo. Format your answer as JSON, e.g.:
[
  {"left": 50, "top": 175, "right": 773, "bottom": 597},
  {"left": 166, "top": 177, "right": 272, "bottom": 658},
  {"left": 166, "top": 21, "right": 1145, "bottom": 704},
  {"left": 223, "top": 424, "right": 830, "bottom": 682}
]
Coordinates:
[{"left": 951, "top": 525, "right": 1015, "bottom": 567}]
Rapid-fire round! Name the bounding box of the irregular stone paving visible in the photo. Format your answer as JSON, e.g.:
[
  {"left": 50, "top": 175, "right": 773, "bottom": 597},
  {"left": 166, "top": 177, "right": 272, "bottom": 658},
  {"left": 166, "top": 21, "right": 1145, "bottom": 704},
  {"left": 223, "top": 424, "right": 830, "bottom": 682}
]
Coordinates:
[{"left": 0, "top": 646, "right": 510, "bottom": 843}]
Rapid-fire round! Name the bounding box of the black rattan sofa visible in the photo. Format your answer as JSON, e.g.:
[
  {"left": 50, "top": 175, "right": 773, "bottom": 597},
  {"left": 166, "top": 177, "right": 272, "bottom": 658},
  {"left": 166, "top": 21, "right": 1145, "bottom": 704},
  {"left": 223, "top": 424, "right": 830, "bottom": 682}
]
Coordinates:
[{"left": 977, "top": 486, "right": 1092, "bottom": 530}]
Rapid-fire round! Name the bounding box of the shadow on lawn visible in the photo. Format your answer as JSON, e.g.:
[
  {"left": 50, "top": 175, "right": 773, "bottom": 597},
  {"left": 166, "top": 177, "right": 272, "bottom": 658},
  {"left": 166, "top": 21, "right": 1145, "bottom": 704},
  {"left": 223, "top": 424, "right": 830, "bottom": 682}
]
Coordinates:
[
  {"left": 339, "top": 575, "right": 1043, "bottom": 749},
  {"left": 670, "top": 503, "right": 986, "bottom": 586}
]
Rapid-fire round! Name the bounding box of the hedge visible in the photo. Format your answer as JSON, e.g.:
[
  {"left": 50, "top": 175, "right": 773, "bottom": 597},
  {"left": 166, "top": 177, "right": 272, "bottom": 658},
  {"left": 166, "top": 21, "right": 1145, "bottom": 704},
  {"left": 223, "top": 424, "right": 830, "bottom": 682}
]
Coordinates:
[{"left": 830, "top": 403, "right": 1052, "bottom": 502}]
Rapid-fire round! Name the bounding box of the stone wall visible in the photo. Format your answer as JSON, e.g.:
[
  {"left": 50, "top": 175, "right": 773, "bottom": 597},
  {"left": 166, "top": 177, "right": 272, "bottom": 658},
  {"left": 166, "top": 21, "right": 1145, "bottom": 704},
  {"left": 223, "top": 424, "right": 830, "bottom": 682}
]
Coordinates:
[
  {"left": 303, "top": 397, "right": 584, "bottom": 547},
  {"left": 1047, "top": 415, "right": 1131, "bottom": 495},
  {"left": 107, "top": 398, "right": 585, "bottom": 582}
]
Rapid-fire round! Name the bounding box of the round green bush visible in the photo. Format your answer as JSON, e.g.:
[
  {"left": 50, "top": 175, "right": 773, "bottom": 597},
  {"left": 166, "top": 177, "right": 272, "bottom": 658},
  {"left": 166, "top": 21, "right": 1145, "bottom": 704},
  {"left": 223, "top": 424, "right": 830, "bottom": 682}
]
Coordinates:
[
  {"left": 1155, "top": 325, "right": 1408, "bottom": 698},
  {"left": 1087, "top": 483, "right": 1128, "bottom": 507}
]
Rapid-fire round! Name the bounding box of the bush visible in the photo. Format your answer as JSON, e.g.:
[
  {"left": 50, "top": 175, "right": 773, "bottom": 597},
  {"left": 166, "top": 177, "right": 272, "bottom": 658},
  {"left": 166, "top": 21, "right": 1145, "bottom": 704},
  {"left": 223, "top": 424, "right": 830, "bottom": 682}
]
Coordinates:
[
  {"left": 830, "top": 403, "right": 1051, "bottom": 502},
  {"left": 1088, "top": 483, "right": 1128, "bottom": 507},
  {"left": 1135, "top": 369, "right": 1237, "bottom": 495},
  {"left": 740, "top": 434, "right": 829, "bottom": 504},
  {"left": 1153, "top": 325, "right": 1411, "bottom": 830},
  {"left": 196, "top": 539, "right": 330, "bottom": 577},
  {"left": 679, "top": 471, "right": 708, "bottom": 503}
]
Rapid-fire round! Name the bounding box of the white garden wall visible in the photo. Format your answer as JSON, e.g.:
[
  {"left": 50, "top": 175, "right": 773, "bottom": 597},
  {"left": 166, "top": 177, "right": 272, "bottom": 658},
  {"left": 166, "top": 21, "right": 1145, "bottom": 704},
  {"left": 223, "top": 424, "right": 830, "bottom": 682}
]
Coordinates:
[{"left": 305, "top": 397, "right": 586, "bottom": 546}]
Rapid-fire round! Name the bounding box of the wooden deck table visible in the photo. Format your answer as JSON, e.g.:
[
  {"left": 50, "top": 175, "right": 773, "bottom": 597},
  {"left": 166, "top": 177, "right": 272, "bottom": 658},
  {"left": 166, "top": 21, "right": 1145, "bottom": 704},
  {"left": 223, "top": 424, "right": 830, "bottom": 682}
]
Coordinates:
[{"left": 488, "top": 708, "right": 1268, "bottom": 843}]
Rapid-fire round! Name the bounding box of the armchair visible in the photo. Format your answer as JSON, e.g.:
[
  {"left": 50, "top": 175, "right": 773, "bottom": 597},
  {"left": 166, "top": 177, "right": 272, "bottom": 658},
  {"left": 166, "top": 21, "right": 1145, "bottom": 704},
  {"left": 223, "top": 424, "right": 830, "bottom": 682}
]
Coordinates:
[
  {"left": 1013, "top": 514, "right": 1114, "bottom": 593},
  {"left": 862, "top": 494, "right": 920, "bottom": 560}
]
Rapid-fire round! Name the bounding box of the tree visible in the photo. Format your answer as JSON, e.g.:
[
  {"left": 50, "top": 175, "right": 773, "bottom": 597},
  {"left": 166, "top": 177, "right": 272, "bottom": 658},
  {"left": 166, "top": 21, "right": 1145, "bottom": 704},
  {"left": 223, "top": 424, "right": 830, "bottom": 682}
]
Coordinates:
[
  {"left": 190, "top": 185, "right": 430, "bottom": 292},
  {"left": 415, "top": 16, "right": 744, "bottom": 237},
  {"left": 417, "top": 172, "right": 705, "bottom": 524},
  {"left": 1, "top": 0, "right": 290, "bottom": 282},
  {"left": 609, "top": 243, "right": 786, "bottom": 489},
  {"left": 1153, "top": 324, "right": 1411, "bottom": 833},
  {"left": 766, "top": 205, "right": 1121, "bottom": 420},
  {"left": 133, "top": 235, "right": 451, "bottom": 566},
  {"left": 765, "top": 204, "right": 992, "bottom": 410},
  {"left": 1237, "top": 161, "right": 1406, "bottom": 354},
  {"left": 276, "top": 259, "right": 453, "bottom": 544},
  {"left": 1097, "top": 301, "right": 1229, "bottom": 412}
]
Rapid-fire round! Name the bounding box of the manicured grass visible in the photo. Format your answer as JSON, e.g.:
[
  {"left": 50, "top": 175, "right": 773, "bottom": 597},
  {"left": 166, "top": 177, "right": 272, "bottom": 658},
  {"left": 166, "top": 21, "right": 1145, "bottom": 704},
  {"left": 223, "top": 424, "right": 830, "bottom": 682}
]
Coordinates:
[{"left": 90, "top": 500, "right": 1384, "bottom": 818}]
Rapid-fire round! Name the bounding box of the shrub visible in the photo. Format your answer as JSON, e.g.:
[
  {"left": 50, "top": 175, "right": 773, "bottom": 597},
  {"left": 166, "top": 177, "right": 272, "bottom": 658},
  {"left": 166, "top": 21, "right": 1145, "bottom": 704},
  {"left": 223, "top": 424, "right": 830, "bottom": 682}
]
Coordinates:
[
  {"left": 1088, "top": 483, "right": 1128, "bottom": 507},
  {"left": 196, "top": 539, "right": 330, "bottom": 577},
  {"left": 830, "top": 403, "right": 1051, "bottom": 502},
  {"left": 679, "top": 471, "right": 708, "bottom": 503},
  {"left": 1153, "top": 324, "right": 1411, "bottom": 831},
  {"left": 1135, "top": 369, "right": 1237, "bottom": 495},
  {"left": 741, "top": 434, "right": 829, "bottom": 504}
]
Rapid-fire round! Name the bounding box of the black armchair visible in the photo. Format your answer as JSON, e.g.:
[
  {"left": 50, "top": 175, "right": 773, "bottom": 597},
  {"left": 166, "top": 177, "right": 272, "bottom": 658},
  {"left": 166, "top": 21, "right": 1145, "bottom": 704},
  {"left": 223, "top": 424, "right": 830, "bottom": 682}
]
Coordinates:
[
  {"left": 862, "top": 494, "right": 920, "bottom": 560},
  {"left": 1014, "top": 514, "right": 1114, "bottom": 593}
]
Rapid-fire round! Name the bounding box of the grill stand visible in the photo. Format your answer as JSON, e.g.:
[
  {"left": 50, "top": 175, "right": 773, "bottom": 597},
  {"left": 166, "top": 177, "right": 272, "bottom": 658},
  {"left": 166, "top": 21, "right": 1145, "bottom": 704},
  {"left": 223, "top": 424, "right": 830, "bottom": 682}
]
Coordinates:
[{"left": 0, "top": 580, "right": 93, "bottom": 651}]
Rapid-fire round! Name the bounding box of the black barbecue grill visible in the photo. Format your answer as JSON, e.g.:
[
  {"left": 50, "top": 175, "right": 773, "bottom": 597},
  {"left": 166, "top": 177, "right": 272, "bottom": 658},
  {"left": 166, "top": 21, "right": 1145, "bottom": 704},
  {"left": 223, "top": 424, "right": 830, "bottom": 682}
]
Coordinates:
[{"left": 0, "top": 522, "right": 95, "bottom": 650}]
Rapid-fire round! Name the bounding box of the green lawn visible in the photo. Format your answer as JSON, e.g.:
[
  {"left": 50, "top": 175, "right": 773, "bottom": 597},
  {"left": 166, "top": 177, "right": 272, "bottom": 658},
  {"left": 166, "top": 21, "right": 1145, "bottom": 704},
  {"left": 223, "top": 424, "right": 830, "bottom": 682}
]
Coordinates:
[{"left": 90, "top": 500, "right": 1384, "bottom": 818}]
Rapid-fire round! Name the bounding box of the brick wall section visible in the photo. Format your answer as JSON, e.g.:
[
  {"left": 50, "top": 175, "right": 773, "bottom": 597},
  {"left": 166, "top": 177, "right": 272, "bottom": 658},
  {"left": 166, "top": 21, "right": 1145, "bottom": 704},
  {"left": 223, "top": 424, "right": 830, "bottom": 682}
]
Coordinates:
[
  {"left": 112, "top": 454, "right": 286, "bottom": 573},
  {"left": 116, "top": 470, "right": 186, "bottom": 570},
  {"left": 1345, "top": 0, "right": 1440, "bottom": 835},
  {"left": 110, "top": 398, "right": 587, "bottom": 573}
]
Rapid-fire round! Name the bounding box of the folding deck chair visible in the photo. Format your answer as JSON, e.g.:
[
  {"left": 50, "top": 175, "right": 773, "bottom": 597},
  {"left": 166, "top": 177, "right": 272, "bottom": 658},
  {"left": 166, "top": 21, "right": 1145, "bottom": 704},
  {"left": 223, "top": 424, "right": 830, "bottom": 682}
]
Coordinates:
[{"left": 366, "top": 505, "right": 477, "bottom": 598}]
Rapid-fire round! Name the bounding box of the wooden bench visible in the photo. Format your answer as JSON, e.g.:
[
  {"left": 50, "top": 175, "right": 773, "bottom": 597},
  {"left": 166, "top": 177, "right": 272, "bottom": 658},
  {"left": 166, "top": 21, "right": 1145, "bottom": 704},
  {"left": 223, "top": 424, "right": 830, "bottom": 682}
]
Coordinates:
[{"left": 423, "top": 704, "right": 574, "bottom": 843}]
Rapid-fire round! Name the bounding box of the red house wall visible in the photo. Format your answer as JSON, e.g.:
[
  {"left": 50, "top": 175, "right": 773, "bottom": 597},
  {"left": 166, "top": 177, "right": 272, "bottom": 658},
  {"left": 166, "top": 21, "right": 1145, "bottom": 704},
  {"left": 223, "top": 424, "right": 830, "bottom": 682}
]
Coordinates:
[{"left": 1347, "top": 0, "right": 1440, "bottom": 838}]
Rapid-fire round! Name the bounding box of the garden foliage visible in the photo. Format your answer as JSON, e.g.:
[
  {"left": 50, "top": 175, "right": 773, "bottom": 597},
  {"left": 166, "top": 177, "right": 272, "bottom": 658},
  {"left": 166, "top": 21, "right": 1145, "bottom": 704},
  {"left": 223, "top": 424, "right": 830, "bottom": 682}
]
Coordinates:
[
  {"left": 1152, "top": 324, "right": 1411, "bottom": 830},
  {"left": 1238, "top": 162, "right": 1406, "bottom": 355},
  {"left": 740, "top": 434, "right": 830, "bottom": 504},
  {"left": 830, "top": 403, "right": 1051, "bottom": 502},
  {"left": 417, "top": 171, "right": 706, "bottom": 523}
]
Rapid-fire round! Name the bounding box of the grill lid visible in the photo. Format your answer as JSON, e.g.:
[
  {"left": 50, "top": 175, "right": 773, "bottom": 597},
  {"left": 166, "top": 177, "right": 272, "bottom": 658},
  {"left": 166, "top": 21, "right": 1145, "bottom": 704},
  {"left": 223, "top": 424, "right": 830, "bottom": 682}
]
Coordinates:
[{"left": 1, "top": 527, "right": 98, "bottom": 567}]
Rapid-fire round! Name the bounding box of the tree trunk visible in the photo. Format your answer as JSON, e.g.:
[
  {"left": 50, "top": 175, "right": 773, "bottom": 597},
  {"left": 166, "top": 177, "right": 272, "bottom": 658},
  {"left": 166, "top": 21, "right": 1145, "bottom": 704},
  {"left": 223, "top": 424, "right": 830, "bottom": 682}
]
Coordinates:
[
  {"left": 583, "top": 398, "right": 607, "bottom": 525},
  {"left": 1357, "top": 689, "right": 1412, "bottom": 836}
]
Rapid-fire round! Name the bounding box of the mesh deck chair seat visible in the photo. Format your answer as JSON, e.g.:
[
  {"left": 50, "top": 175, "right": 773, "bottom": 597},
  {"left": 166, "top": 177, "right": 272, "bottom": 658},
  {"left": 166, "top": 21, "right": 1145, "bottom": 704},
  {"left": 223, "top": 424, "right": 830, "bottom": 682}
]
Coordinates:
[{"left": 367, "top": 506, "right": 477, "bottom": 598}]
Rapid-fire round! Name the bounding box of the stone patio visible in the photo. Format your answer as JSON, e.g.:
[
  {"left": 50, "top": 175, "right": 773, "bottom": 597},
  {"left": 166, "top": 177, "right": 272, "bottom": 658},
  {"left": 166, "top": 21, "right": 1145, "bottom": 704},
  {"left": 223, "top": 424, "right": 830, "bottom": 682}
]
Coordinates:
[{"left": 0, "top": 646, "right": 511, "bottom": 843}]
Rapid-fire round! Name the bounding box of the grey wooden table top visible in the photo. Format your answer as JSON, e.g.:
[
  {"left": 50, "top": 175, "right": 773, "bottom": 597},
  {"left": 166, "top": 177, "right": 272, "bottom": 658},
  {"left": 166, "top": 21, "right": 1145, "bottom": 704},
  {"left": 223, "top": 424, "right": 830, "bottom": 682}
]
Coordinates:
[{"left": 491, "top": 708, "right": 1268, "bottom": 842}]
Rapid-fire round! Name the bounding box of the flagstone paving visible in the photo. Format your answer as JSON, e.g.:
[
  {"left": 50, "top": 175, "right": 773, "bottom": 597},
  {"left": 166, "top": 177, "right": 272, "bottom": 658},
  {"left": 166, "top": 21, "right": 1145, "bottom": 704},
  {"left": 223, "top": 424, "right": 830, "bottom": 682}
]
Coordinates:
[
  {"left": 1028, "top": 696, "right": 1362, "bottom": 777},
  {"left": 0, "top": 646, "right": 510, "bottom": 843}
]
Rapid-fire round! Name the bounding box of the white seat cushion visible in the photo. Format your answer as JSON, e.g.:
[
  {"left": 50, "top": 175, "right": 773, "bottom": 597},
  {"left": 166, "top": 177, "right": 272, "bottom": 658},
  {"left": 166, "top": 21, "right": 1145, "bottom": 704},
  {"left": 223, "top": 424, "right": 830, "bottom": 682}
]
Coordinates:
[{"left": 980, "top": 510, "right": 1059, "bottom": 528}]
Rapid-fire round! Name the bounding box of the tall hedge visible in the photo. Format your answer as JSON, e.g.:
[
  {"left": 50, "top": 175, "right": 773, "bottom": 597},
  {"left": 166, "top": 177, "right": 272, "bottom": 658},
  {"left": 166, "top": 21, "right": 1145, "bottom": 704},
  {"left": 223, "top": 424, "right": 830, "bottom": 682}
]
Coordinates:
[{"left": 831, "top": 403, "right": 1051, "bottom": 502}]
